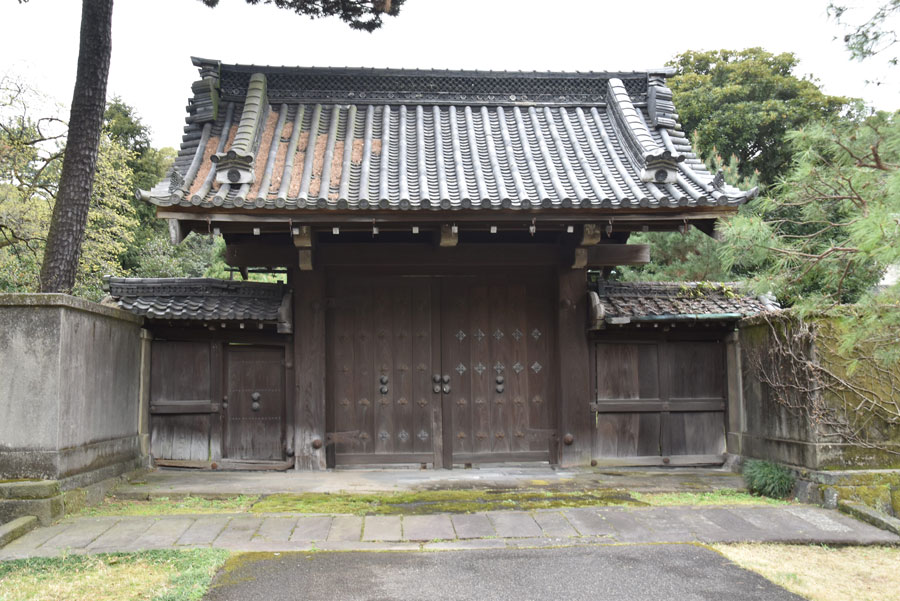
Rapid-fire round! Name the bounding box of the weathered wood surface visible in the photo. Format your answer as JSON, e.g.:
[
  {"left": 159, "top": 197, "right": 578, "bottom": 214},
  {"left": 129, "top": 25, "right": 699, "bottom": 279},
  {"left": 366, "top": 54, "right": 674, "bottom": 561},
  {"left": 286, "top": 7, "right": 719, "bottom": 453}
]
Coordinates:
[
  {"left": 294, "top": 269, "right": 327, "bottom": 470},
  {"left": 225, "top": 345, "right": 285, "bottom": 461},
  {"left": 150, "top": 341, "right": 214, "bottom": 462},
  {"left": 442, "top": 276, "right": 556, "bottom": 462},
  {"left": 592, "top": 337, "right": 726, "bottom": 465},
  {"left": 328, "top": 276, "right": 435, "bottom": 465},
  {"left": 557, "top": 269, "right": 593, "bottom": 466}
]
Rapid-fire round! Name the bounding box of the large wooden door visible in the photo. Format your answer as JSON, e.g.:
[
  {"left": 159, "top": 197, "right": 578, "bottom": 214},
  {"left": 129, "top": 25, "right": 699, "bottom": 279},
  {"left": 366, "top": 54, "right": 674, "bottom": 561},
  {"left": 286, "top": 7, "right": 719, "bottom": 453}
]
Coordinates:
[
  {"left": 591, "top": 338, "right": 726, "bottom": 466},
  {"left": 327, "top": 276, "right": 437, "bottom": 465},
  {"left": 225, "top": 345, "right": 285, "bottom": 461},
  {"left": 441, "top": 276, "right": 556, "bottom": 463}
]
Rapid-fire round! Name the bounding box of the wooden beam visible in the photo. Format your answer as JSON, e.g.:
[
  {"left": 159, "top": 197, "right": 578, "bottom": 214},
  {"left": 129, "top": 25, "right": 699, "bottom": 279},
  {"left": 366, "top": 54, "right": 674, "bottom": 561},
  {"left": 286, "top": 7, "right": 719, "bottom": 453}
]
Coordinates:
[{"left": 584, "top": 244, "right": 650, "bottom": 267}]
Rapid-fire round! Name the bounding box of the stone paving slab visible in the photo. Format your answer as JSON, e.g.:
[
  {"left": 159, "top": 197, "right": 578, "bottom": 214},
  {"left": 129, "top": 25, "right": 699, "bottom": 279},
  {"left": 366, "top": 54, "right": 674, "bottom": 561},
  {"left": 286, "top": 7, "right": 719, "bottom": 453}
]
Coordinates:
[
  {"left": 564, "top": 507, "right": 616, "bottom": 537},
  {"left": 177, "top": 516, "right": 231, "bottom": 546},
  {"left": 487, "top": 511, "right": 542, "bottom": 538},
  {"left": 362, "top": 515, "right": 402, "bottom": 542},
  {"left": 87, "top": 519, "right": 154, "bottom": 552},
  {"left": 255, "top": 517, "right": 299, "bottom": 543},
  {"left": 215, "top": 517, "right": 263, "bottom": 549},
  {"left": 132, "top": 517, "right": 195, "bottom": 550},
  {"left": 532, "top": 511, "right": 578, "bottom": 538},
  {"left": 450, "top": 513, "right": 495, "bottom": 539},
  {"left": 402, "top": 515, "right": 455, "bottom": 541},
  {"left": 290, "top": 516, "right": 333, "bottom": 542},
  {"left": 2, "top": 505, "right": 897, "bottom": 559},
  {"left": 326, "top": 516, "right": 362, "bottom": 542}
]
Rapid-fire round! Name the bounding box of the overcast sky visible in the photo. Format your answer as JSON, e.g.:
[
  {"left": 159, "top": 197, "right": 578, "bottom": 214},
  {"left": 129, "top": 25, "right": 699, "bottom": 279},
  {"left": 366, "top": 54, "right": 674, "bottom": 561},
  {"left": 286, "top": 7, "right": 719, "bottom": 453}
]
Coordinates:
[{"left": 2, "top": 0, "right": 897, "bottom": 148}]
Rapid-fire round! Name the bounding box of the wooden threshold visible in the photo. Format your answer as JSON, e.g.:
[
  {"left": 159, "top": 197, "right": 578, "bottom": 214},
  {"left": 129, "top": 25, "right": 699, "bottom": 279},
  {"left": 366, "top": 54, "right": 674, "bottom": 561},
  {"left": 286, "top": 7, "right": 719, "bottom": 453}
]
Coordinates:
[
  {"left": 154, "top": 458, "right": 294, "bottom": 471},
  {"left": 335, "top": 453, "right": 435, "bottom": 466},
  {"left": 590, "top": 454, "right": 726, "bottom": 467}
]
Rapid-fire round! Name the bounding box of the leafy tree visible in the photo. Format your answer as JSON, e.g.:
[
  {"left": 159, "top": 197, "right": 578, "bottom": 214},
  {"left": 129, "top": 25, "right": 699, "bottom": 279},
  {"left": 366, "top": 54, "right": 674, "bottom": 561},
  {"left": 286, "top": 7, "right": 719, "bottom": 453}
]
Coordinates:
[
  {"left": 17, "top": 0, "right": 404, "bottom": 295},
  {"left": 829, "top": 0, "right": 900, "bottom": 65},
  {"left": 103, "top": 98, "right": 175, "bottom": 271},
  {"left": 721, "top": 110, "right": 899, "bottom": 363},
  {"left": 135, "top": 232, "right": 225, "bottom": 279},
  {"left": 667, "top": 48, "right": 849, "bottom": 188},
  {"left": 0, "top": 79, "right": 139, "bottom": 298}
]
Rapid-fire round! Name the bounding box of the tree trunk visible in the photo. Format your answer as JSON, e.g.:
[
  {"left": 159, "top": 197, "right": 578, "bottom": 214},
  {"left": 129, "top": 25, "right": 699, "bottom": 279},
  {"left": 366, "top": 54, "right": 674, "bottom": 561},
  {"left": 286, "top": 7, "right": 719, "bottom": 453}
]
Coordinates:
[{"left": 39, "top": 0, "right": 114, "bottom": 293}]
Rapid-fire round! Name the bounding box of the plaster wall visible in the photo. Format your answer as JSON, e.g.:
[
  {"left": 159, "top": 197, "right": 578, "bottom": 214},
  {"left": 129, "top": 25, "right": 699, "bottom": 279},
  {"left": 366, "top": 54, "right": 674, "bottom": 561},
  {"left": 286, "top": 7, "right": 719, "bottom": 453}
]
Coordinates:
[{"left": 0, "top": 294, "right": 145, "bottom": 481}]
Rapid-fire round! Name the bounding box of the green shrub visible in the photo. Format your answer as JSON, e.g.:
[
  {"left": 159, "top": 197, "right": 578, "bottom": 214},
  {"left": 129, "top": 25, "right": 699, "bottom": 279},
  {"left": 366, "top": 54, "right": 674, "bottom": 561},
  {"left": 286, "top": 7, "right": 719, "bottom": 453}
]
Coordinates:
[{"left": 743, "top": 459, "right": 795, "bottom": 499}]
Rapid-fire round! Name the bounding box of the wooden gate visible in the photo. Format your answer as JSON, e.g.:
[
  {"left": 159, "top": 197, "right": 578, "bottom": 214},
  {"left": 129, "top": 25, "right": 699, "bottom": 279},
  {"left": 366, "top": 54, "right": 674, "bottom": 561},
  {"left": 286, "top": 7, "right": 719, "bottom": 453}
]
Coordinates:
[
  {"left": 441, "top": 276, "right": 556, "bottom": 464},
  {"left": 590, "top": 337, "right": 726, "bottom": 466},
  {"left": 327, "top": 276, "right": 437, "bottom": 465},
  {"left": 326, "top": 273, "right": 555, "bottom": 466},
  {"left": 225, "top": 345, "right": 286, "bottom": 461}
]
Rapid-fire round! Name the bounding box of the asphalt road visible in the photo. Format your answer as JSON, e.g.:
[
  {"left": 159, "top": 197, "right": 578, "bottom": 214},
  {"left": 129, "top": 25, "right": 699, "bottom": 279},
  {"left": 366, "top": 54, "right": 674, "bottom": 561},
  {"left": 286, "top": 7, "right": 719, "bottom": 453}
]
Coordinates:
[{"left": 203, "top": 544, "right": 805, "bottom": 601}]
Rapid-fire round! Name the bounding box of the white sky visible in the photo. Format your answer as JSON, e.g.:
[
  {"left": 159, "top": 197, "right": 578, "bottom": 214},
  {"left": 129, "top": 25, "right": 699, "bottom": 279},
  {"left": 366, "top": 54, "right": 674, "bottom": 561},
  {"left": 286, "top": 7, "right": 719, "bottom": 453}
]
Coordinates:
[{"left": 1, "top": 0, "right": 897, "bottom": 148}]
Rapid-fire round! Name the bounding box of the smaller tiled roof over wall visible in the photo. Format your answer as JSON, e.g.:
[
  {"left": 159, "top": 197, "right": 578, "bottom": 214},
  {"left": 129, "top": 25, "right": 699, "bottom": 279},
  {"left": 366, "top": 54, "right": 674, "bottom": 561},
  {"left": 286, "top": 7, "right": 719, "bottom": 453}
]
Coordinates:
[
  {"left": 105, "top": 277, "right": 291, "bottom": 332},
  {"left": 589, "top": 281, "right": 770, "bottom": 328}
]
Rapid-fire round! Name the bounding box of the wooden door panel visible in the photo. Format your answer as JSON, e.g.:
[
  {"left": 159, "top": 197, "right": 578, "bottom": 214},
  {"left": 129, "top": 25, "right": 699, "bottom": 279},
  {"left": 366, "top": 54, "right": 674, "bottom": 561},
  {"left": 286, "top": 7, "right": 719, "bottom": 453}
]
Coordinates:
[
  {"left": 149, "top": 341, "right": 216, "bottom": 461},
  {"left": 329, "top": 276, "right": 435, "bottom": 464},
  {"left": 225, "top": 346, "right": 285, "bottom": 461},
  {"left": 443, "top": 276, "right": 555, "bottom": 463},
  {"left": 593, "top": 413, "right": 661, "bottom": 457},
  {"left": 593, "top": 339, "right": 725, "bottom": 466}
]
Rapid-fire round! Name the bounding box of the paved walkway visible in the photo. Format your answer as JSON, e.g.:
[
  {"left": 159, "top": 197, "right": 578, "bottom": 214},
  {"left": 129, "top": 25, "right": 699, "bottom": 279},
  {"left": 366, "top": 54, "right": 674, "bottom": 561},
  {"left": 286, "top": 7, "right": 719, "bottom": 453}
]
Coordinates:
[{"left": 1, "top": 505, "right": 896, "bottom": 559}]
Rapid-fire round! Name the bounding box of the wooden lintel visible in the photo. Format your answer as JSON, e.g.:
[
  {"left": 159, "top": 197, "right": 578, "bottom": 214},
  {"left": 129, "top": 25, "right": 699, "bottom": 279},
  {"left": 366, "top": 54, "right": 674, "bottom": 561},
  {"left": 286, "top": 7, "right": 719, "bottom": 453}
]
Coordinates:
[
  {"left": 439, "top": 224, "right": 458, "bottom": 247},
  {"left": 226, "top": 243, "right": 296, "bottom": 267},
  {"left": 582, "top": 244, "right": 650, "bottom": 267}
]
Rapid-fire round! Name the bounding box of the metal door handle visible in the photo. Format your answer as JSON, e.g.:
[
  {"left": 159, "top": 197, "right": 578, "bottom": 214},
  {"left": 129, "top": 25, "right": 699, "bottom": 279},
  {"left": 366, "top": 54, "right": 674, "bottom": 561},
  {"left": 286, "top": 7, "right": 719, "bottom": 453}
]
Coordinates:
[
  {"left": 442, "top": 374, "right": 450, "bottom": 384},
  {"left": 442, "top": 383, "right": 451, "bottom": 394},
  {"left": 251, "top": 391, "right": 261, "bottom": 411}
]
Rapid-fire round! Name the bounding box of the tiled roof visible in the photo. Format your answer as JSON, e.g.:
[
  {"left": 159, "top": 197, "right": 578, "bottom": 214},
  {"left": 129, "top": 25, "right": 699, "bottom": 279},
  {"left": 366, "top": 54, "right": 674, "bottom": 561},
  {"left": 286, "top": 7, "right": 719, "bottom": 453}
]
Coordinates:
[
  {"left": 139, "top": 59, "right": 757, "bottom": 212},
  {"left": 105, "top": 278, "right": 291, "bottom": 332},
  {"left": 589, "top": 281, "right": 769, "bottom": 327}
]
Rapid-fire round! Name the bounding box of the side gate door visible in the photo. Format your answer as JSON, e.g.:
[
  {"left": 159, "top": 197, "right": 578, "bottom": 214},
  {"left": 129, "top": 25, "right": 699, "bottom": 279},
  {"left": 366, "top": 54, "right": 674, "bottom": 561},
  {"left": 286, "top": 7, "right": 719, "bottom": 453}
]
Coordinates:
[{"left": 225, "top": 345, "right": 286, "bottom": 461}]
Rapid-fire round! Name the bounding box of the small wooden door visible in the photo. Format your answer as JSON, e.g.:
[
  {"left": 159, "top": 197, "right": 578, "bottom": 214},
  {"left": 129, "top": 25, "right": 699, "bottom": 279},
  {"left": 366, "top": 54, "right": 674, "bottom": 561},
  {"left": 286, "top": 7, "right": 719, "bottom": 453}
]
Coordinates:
[
  {"left": 327, "top": 276, "right": 437, "bottom": 465},
  {"left": 591, "top": 338, "right": 726, "bottom": 466},
  {"left": 225, "top": 345, "right": 285, "bottom": 460},
  {"left": 441, "top": 276, "right": 556, "bottom": 463}
]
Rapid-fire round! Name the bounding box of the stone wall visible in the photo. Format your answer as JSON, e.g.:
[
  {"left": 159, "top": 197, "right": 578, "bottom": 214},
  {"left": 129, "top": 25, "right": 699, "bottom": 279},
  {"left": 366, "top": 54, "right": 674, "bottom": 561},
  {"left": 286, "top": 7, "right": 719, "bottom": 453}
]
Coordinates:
[{"left": 0, "top": 294, "right": 147, "bottom": 487}]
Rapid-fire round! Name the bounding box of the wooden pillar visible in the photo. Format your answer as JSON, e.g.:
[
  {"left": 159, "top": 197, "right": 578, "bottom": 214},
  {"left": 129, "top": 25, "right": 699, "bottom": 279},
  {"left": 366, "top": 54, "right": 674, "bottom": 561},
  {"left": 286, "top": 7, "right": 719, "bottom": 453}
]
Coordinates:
[
  {"left": 556, "top": 268, "right": 593, "bottom": 466},
  {"left": 725, "top": 329, "right": 744, "bottom": 455},
  {"left": 137, "top": 329, "right": 153, "bottom": 461},
  {"left": 292, "top": 268, "right": 327, "bottom": 470}
]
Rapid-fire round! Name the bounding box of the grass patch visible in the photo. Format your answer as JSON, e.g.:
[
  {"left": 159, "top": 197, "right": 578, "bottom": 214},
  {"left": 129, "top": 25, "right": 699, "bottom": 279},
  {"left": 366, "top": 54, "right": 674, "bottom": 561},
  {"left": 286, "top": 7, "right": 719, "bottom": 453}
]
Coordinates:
[
  {"left": 634, "top": 488, "right": 790, "bottom": 507},
  {"left": 0, "top": 549, "right": 228, "bottom": 601},
  {"left": 77, "top": 495, "right": 260, "bottom": 517},
  {"left": 251, "top": 489, "right": 646, "bottom": 515},
  {"left": 714, "top": 544, "right": 900, "bottom": 601}
]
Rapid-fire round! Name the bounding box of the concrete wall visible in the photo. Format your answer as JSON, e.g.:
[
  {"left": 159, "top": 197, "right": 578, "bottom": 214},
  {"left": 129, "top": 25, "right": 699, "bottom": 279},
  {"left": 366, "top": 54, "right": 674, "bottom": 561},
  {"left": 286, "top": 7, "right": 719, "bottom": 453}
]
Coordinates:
[
  {"left": 0, "top": 294, "right": 146, "bottom": 485},
  {"left": 737, "top": 313, "right": 900, "bottom": 470}
]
